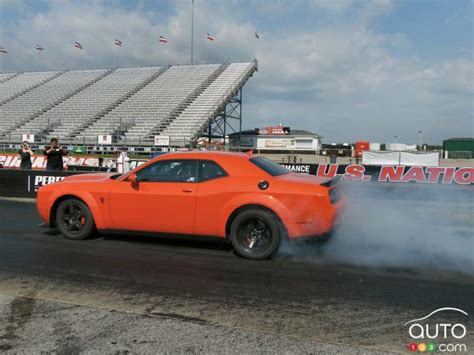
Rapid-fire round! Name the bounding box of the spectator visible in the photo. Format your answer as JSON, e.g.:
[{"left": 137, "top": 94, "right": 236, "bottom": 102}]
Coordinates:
[
  {"left": 18, "top": 141, "right": 34, "bottom": 170},
  {"left": 43, "top": 138, "right": 68, "bottom": 171}
]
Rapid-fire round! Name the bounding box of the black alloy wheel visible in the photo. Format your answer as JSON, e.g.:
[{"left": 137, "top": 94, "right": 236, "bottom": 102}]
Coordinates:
[
  {"left": 230, "top": 209, "right": 281, "bottom": 260},
  {"left": 55, "top": 198, "right": 95, "bottom": 240}
]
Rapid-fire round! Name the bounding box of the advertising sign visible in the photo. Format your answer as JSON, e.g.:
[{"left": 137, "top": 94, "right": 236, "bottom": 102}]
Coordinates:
[
  {"left": 98, "top": 135, "right": 112, "bottom": 145},
  {"left": 154, "top": 135, "right": 170, "bottom": 146},
  {"left": 260, "top": 126, "right": 290, "bottom": 135},
  {"left": 21, "top": 134, "right": 35, "bottom": 143},
  {"left": 264, "top": 139, "right": 287, "bottom": 148},
  {"left": 280, "top": 163, "right": 473, "bottom": 185}
]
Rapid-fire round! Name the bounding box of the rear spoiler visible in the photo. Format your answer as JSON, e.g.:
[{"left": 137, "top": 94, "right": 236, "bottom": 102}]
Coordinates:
[{"left": 321, "top": 175, "right": 341, "bottom": 188}]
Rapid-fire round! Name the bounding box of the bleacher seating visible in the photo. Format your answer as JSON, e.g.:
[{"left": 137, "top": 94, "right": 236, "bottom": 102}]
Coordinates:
[
  {"left": 0, "top": 72, "right": 19, "bottom": 83},
  {"left": 9, "top": 67, "right": 162, "bottom": 140},
  {"left": 0, "top": 69, "right": 108, "bottom": 138},
  {"left": 0, "top": 61, "right": 257, "bottom": 146},
  {"left": 0, "top": 71, "right": 60, "bottom": 103},
  {"left": 162, "top": 63, "right": 255, "bottom": 144},
  {"left": 78, "top": 64, "right": 221, "bottom": 143}
]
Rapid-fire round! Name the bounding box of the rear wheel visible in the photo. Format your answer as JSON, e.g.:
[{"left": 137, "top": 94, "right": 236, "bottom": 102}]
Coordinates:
[
  {"left": 55, "top": 198, "right": 95, "bottom": 240},
  {"left": 230, "top": 209, "right": 281, "bottom": 260}
]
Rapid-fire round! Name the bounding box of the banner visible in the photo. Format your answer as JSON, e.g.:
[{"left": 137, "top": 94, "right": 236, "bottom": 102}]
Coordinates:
[
  {"left": 260, "top": 126, "right": 290, "bottom": 135},
  {"left": 0, "top": 154, "right": 147, "bottom": 171},
  {"left": 280, "top": 163, "right": 473, "bottom": 185},
  {"left": 0, "top": 153, "right": 471, "bottom": 185},
  {"left": 362, "top": 151, "right": 400, "bottom": 165},
  {"left": 0, "top": 170, "right": 89, "bottom": 197},
  {"left": 400, "top": 152, "right": 439, "bottom": 167},
  {"left": 363, "top": 151, "right": 440, "bottom": 167}
]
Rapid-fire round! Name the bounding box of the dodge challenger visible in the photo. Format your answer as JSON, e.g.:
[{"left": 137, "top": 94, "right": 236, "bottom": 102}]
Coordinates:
[{"left": 37, "top": 151, "right": 344, "bottom": 259}]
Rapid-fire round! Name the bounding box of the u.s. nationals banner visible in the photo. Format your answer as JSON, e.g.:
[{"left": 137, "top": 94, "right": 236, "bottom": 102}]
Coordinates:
[{"left": 280, "top": 164, "right": 473, "bottom": 185}]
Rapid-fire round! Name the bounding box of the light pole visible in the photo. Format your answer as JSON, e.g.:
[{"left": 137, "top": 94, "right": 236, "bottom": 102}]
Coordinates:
[
  {"left": 191, "top": 0, "right": 194, "bottom": 65},
  {"left": 418, "top": 130, "right": 422, "bottom": 151},
  {"left": 394, "top": 135, "right": 398, "bottom": 143}
]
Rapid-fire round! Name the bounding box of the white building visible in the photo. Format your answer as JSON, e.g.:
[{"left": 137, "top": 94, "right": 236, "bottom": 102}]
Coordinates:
[{"left": 229, "top": 128, "right": 322, "bottom": 153}]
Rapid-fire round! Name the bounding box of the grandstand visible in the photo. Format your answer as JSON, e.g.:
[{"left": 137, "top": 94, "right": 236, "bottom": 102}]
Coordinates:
[{"left": 0, "top": 61, "right": 257, "bottom": 147}]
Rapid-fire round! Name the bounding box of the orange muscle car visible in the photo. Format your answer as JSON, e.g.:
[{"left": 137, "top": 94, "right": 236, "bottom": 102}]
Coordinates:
[{"left": 37, "top": 151, "right": 344, "bottom": 259}]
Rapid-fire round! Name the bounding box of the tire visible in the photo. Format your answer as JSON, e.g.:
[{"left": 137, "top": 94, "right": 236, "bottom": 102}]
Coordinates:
[
  {"left": 229, "top": 209, "right": 282, "bottom": 260},
  {"left": 55, "top": 198, "right": 95, "bottom": 240}
]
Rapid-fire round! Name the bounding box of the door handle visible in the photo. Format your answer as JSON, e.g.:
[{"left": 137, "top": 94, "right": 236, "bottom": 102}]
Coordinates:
[{"left": 182, "top": 189, "right": 193, "bottom": 193}]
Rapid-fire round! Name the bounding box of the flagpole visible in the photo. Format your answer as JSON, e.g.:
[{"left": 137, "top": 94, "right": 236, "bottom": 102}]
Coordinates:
[{"left": 191, "top": 0, "right": 194, "bottom": 65}]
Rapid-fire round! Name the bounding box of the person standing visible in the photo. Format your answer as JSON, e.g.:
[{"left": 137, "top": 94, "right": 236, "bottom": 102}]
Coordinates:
[
  {"left": 43, "top": 138, "right": 68, "bottom": 171},
  {"left": 18, "top": 141, "right": 34, "bottom": 170}
]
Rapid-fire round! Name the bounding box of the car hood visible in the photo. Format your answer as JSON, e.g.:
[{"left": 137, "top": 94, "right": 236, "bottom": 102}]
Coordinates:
[
  {"left": 274, "top": 172, "right": 333, "bottom": 186},
  {"left": 62, "top": 172, "right": 117, "bottom": 182}
]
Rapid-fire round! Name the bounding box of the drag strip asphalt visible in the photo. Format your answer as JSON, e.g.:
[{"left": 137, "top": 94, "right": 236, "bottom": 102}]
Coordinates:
[{"left": 0, "top": 199, "right": 473, "bottom": 353}]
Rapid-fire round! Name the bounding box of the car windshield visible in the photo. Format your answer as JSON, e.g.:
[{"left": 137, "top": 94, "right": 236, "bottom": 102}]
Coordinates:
[{"left": 249, "top": 156, "right": 289, "bottom": 176}]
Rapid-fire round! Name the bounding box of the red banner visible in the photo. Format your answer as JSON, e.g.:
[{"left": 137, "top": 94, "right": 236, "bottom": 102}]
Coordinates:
[{"left": 0, "top": 154, "right": 146, "bottom": 170}]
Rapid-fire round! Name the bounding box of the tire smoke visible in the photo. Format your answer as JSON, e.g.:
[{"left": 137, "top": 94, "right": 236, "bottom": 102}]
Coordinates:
[{"left": 281, "top": 183, "right": 474, "bottom": 275}]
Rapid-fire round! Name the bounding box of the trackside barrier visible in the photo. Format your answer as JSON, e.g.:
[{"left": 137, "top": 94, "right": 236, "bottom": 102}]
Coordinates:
[
  {"left": 0, "top": 169, "right": 89, "bottom": 198},
  {"left": 0, "top": 163, "right": 472, "bottom": 198}
]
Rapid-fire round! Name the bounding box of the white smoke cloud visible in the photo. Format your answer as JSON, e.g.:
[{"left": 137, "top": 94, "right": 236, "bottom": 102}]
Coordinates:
[{"left": 280, "top": 183, "right": 474, "bottom": 275}]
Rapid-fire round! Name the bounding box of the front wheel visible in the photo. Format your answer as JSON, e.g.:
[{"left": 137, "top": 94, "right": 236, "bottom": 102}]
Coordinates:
[
  {"left": 229, "top": 209, "right": 282, "bottom": 260},
  {"left": 55, "top": 198, "right": 95, "bottom": 240}
]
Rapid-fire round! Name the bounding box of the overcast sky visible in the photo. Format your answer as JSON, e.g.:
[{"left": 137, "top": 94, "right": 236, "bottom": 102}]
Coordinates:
[{"left": 0, "top": 0, "right": 472, "bottom": 144}]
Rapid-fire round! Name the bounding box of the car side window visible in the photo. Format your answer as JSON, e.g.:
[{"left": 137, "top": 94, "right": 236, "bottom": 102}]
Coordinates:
[
  {"left": 199, "top": 160, "right": 227, "bottom": 182},
  {"left": 136, "top": 160, "right": 198, "bottom": 183}
]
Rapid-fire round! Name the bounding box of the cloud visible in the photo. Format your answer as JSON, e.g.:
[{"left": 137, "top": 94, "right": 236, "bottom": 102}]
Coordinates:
[{"left": 0, "top": 0, "right": 472, "bottom": 144}]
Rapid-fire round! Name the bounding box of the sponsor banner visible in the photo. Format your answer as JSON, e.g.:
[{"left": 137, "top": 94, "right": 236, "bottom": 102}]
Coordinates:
[
  {"left": 0, "top": 154, "right": 146, "bottom": 171},
  {"left": 29, "top": 175, "right": 66, "bottom": 192},
  {"left": 280, "top": 163, "right": 473, "bottom": 185},
  {"left": 0, "top": 169, "right": 89, "bottom": 197},
  {"left": 260, "top": 126, "right": 290, "bottom": 135}
]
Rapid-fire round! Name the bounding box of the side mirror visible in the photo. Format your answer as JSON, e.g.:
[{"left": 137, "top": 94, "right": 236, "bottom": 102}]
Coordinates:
[{"left": 129, "top": 173, "right": 139, "bottom": 188}]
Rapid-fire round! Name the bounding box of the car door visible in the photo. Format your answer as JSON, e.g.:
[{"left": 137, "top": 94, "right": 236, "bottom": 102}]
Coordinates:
[
  {"left": 193, "top": 160, "right": 231, "bottom": 236},
  {"left": 109, "top": 159, "right": 198, "bottom": 234}
]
